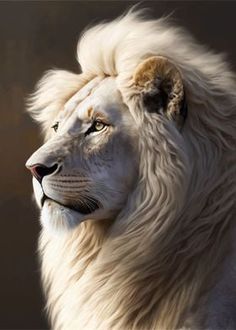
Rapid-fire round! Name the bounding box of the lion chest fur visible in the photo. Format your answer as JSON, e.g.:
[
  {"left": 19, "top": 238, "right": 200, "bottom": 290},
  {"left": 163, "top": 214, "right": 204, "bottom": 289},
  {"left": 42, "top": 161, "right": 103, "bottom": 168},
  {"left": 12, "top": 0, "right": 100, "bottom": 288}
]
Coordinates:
[{"left": 40, "top": 215, "right": 236, "bottom": 330}]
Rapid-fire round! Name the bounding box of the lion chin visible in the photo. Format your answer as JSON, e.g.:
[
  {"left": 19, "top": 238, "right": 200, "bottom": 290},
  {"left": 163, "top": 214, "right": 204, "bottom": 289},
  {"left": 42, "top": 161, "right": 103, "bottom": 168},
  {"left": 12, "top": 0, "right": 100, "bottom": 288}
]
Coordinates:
[
  {"left": 41, "top": 200, "right": 81, "bottom": 233},
  {"left": 26, "top": 9, "right": 236, "bottom": 330},
  {"left": 41, "top": 199, "right": 109, "bottom": 234}
]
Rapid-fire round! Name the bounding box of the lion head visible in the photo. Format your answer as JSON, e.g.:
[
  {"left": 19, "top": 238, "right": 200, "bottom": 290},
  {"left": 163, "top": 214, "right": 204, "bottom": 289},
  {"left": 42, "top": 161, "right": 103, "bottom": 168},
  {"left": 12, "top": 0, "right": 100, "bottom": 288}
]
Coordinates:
[
  {"left": 26, "top": 50, "right": 189, "bottom": 234},
  {"left": 26, "top": 10, "right": 235, "bottom": 329},
  {"left": 26, "top": 76, "right": 139, "bottom": 232}
]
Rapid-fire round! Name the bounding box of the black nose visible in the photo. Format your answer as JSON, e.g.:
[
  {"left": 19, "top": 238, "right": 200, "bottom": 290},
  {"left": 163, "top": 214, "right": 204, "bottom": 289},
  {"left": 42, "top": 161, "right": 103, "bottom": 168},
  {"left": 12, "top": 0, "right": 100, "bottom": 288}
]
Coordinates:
[{"left": 26, "top": 163, "right": 58, "bottom": 182}]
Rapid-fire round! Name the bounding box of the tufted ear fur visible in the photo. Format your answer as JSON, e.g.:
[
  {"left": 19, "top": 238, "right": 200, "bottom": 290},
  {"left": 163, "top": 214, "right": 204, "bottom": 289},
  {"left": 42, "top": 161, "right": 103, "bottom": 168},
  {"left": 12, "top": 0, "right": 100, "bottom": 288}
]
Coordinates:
[{"left": 133, "top": 56, "right": 187, "bottom": 128}]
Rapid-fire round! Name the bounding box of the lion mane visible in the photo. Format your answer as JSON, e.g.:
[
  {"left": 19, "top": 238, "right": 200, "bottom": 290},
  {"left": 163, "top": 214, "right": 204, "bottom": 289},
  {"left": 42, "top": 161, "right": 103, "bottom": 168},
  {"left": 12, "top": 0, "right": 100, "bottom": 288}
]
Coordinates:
[{"left": 27, "top": 10, "right": 236, "bottom": 330}]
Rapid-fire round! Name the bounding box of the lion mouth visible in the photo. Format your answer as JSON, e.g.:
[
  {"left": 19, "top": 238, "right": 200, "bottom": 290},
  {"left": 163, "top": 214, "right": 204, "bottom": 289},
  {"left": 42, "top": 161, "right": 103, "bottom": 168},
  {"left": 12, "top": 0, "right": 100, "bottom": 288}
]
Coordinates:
[{"left": 41, "top": 194, "right": 100, "bottom": 215}]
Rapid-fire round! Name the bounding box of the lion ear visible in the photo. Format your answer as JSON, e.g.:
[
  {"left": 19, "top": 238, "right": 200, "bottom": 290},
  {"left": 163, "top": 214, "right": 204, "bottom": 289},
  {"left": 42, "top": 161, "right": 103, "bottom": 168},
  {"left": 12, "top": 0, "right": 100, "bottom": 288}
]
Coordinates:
[{"left": 133, "top": 56, "right": 187, "bottom": 128}]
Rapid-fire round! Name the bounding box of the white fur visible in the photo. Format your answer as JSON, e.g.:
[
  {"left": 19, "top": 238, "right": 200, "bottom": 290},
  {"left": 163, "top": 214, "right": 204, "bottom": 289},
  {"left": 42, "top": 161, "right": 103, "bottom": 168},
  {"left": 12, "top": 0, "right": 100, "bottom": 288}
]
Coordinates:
[{"left": 27, "top": 9, "right": 236, "bottom": 330}]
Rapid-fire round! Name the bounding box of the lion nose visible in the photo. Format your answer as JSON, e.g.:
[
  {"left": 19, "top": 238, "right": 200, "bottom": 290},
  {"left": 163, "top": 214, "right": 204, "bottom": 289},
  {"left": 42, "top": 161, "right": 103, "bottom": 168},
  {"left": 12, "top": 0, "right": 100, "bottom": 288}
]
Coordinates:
[{"left": 26, "top": 163, "right": 59, "bottom": 183}]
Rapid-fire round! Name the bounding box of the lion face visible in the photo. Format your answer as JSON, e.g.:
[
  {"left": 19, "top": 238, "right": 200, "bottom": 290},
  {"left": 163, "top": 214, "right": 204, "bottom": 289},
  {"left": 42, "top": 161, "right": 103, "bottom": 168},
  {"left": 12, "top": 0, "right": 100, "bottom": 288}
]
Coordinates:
[
  {"left": 26, "top": 77, "right": 138, "bottom": 232},
  {"left": 27, "top": 55, "right": 188, "bottom": 233}
]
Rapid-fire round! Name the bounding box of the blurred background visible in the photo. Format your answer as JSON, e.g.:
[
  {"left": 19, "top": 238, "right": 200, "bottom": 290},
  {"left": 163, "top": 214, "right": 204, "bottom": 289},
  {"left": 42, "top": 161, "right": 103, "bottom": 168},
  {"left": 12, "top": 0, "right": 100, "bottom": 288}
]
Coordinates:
[{"left": 0, "top": 1, "right": 235, "bottom": 329}]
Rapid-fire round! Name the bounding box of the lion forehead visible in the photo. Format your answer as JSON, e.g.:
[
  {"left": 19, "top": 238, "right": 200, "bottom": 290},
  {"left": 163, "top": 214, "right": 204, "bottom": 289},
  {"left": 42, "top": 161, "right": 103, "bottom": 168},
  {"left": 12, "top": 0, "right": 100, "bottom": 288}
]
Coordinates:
[
  {"left": 65, "top": 77, "right": 124, "bottom": 122},
  {"left": 64, "top": 77, "right": 103, "bottom": 113}
]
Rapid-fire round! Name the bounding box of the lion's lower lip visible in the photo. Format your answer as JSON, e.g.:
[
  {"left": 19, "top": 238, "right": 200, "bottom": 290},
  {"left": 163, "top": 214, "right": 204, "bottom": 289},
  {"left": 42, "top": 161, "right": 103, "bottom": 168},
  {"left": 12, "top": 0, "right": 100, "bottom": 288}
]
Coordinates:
[{"left": 42, "top": 195, "right": 100, "bottom": 215}]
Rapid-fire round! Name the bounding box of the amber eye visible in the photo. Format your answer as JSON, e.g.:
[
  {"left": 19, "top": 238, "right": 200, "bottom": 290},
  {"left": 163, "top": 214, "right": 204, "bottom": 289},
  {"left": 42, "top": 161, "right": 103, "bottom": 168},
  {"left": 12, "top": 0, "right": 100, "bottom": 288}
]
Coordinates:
[
  {"left": 94, "top": 121, "right": 105, "bottom": 131},
  {"left": 51, "top": 122, "right": 59, "bottom": 132}
]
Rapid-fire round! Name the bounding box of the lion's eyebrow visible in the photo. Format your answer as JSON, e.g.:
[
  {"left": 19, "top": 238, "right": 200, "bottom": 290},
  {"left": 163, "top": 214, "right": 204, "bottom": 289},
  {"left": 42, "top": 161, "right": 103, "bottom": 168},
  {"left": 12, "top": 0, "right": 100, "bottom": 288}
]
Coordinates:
[
  {"left": 93, "top": 111, "right": 110, "bottom": 124},
  {"left": 87, "top": 107, "right": 94, "bottom": 118}
]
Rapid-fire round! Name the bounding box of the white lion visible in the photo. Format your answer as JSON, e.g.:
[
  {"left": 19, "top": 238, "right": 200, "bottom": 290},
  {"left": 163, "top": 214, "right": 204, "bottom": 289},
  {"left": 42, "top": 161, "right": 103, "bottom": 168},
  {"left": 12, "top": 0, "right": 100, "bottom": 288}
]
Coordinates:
[{"left": 26, "top": 10, "right": 236, "bottom": 330}]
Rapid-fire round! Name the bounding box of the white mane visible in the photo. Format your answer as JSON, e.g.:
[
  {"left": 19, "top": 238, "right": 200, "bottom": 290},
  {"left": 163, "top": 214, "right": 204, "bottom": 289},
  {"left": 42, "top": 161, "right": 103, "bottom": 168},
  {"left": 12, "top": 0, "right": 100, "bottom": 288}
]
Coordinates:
[
  {"left": 28, "top": 10, "right": 236, "bottom": 330},
  {"left": 78, "top": 10, "right": 234, "bottom": 91}
]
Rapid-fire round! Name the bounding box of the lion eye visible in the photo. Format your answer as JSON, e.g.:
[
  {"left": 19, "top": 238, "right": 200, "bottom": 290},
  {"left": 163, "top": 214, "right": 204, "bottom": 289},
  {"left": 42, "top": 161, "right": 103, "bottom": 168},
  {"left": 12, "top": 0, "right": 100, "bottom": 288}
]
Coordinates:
[
  {"left": 94, "top": 121, "right": 105, "bottom": 131},
  {"left": 51, "top": 122, "right": 59, "bottom": 132},
  {"left": 85, "top": 120, "right": 107, "bottom": 136}
]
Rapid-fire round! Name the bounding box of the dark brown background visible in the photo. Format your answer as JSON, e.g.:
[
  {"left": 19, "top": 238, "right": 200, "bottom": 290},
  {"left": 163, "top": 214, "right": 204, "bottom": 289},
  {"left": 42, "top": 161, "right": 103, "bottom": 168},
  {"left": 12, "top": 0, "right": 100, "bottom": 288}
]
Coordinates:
[{"left": 0, "top": 1, "right": 235, "bottom": 329}]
